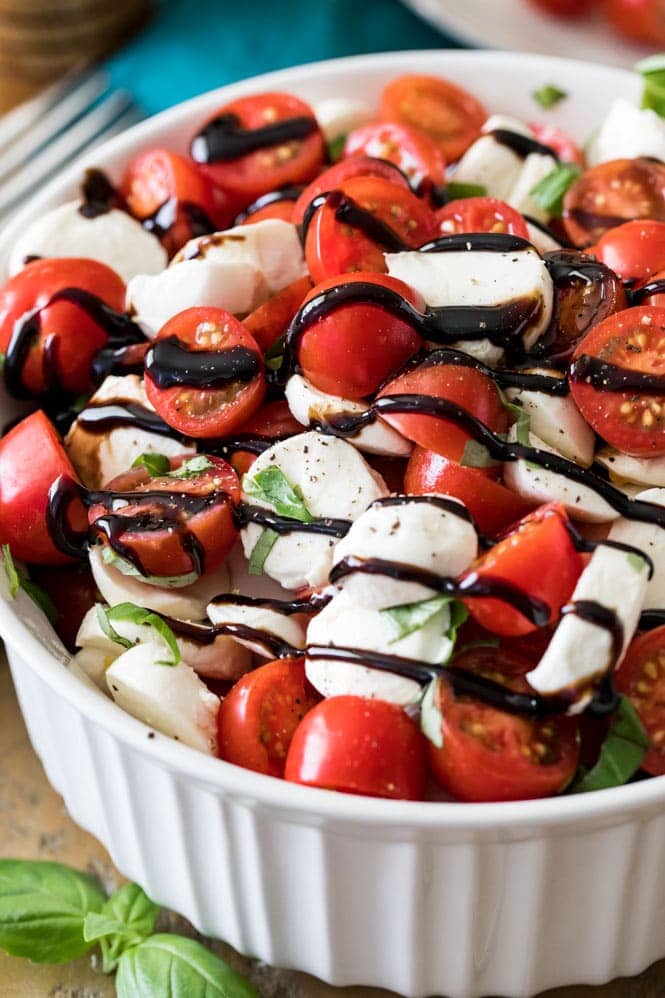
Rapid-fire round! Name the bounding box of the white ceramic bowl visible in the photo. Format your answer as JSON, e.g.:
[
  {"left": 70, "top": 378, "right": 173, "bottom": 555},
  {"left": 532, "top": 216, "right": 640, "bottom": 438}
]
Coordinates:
[{"left": 1, "top": 50, "right": 664, "bottom": 998}]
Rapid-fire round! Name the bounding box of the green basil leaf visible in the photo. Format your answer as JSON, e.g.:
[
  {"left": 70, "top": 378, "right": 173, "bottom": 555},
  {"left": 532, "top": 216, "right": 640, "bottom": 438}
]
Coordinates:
[
  {"left": 2, "top": 545, "right": 59, "bottom": 623},
  {"left": 97, "top": 604, "right": 133, "bottom": 650},
  {"left": 460, "top": 439, "right": 500, "bottom": 469},
  {"left": 2, "top": 544, "right": 20, "bottom": 598},
  {"left": 101, "top": 546, "right": 199, "bottom": 589},
  {"left": 420, "top": 678, "right": 443, "bottom": 749},
  {"left": 247, "top": 528, "right": 279, "bottom": 575},
  {"left": 446, "top": 182, "right": 487, "bottom": 200},
  {"left": 627, "top": 551, "right": 649, "bottom": 573},
  {"left": 264, "top": 331, "right": 286, "bottom": 370},
  {"left": 132, "top": 452, "right": 171, "bottom": 477},
  {"left": 168, "top": 455, "right": 215, "bottom": 479},
  {"left": 572, "top": 697, "right": 649, "bottom": 794},
  {"left": 99, "top": 602, "right": 180, "bottom": 666},
  {"left": 0, "top": 351, "right": 5, "bottom": 370},
  {"left": 636, "top": 55, "right": 665, "bottom": 116},
  {"left": 115, "top": 933, "right": 258, "bottom": 998},
  {"left": 84, "top": 882, "right": 159, "bottom": 973},
  {"left": 327, "top": 134, "right": 347, "bottom": 162},
  {"left": 529, "top": 163, "right": 581, "bottom": 218},
  {"left": 243, "top": 466, "right": 313, "bottom": 522},
  {"left": 532, "top": 83, "right": 567, "bottom": 109},
  {"left": 381, "top": 594, "right": 451, "bottom": 643},
  {"left": 0, "top": 859, "right": 105, "bottom": 964},
  {"left": 447, "top": 600, "right": 469, "bottom": 646}
]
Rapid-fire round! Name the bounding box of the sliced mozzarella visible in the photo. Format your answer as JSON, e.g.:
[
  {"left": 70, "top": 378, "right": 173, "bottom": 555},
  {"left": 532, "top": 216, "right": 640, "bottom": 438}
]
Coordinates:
[
  {"left": 106, "top": 643, "right": 220, "bottom": 755},
  {"left": 481, "top": 114, "right": 535, "bottom": 138},
  {"left": 587, "top": 98, "right": 665, "bottom": 166},
  {"left": 448, "top": 338, "right": 505, "bottom": 368},
  {"left": 502, "top": 426, "right": 617, "bottom": 523},
  {"left": 65, "top": 375, "right": 192, "bottom": 488},
  {"left": 450, "top": 138, "right": 523, "bottom": 202},
  {"left": 71, "top": 647, "right": 114, "bottom": 691},
  {"left": 506, "top": 152, "right": 558, "bottom": 224},
  {"left": 385, "top": 245, "right": 553, "bottom": 351},
  {"left": 313, "top": 97, "right": 374, "bottom": 141},
  {"left": 596, "top": 448, "right": 665, "bottom": 489},
  {"left": 240, "top": 431, "right": 387, "bottom": 590},
  {"left": 607, "top": 487, "right": 665, "bottom": 610},
  {"left": 8, "top": 201, "right": 167, "bottom": 283},
  {"left": 285, "top": 374, "right": 412, "bottom": 457},
  {"left": 525, "top": 221, "right": 562, "bottom": 255},
  {"left": 331, "top": 495, "right": 477, "bottom": 609},
  {"left": 207, "top": 598, "right": 306, "bottom": 657},
  {"left": 89, "top": 545, "right": 230, "bottom": 621},
  {"left": 504, "top": 372, "right": 595, "bottom": 466},
  {"left": 305, "top": 589, "right": 450, "bottom": 704},
  {"left": 527, "top": 544, "right": 649, "bottom": 708}
]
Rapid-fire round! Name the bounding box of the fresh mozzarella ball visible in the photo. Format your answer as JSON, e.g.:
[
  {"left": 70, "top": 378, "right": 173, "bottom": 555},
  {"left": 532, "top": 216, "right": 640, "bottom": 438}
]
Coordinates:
[
  {"left": 65, "top": 375, "right": 193, "bottom": 489},
  {"left": 608, "top": 487, "right": 665, "bottom": 610},
  {"left": 503, "top": 425, "right": 617, "bottom": 523},
  {"left": 506, "top": 152, "right": 558, "bottom": 224},
  {"left": 331, "top": 496, "right": 477, "bottom": 609},
  {"left": 451, "top": 116, "right": 533, "bottom": 202},
  {"left": 240, "top": 431, "right": 387, "bottom": 591},
  {"left": 587, "top": 99, "right": 665, "bottom": 166},
  {"left": 305, "top": 589, "right": 449, "bottom": 705},
  {"left": 285, "top": 374, "right": 412, "bottom": 457},
  {"left": 71, "top": 647, "right": 115, "bottom": 691},
  {"left": 8, "top": 201, "right": 167, "bottom": 283},
  {"left": 313, "top": 97, "right": 374, "bottom": 141},
  {"left": 527, "top": 545, "right": 649, "bottom": 709},
  {"left": 89, "top": 546, "right": 231, "bottom": 621},
  {"left": 106, "top": 643, "right": 220, "bottom": 755},
  {"left": 385, "top": 245, "right": 553, "bottom": 351},
  {"left": 504, "top": 372, "right": 596, "bottom": 466},
  {"left": 207, "top": 598, "right": 306, "bottom": 658},
  {"left": 596, "top": 448, "right": 665, "bottom": 489},
  {"left": 526, "top": 221, "right": 562, "bottom": 255}
]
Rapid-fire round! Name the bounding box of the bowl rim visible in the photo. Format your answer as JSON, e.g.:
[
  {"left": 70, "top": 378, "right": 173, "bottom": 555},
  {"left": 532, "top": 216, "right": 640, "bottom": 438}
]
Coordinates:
[{"left": 2, "top": 46, "right": 664, "bottom": 831}]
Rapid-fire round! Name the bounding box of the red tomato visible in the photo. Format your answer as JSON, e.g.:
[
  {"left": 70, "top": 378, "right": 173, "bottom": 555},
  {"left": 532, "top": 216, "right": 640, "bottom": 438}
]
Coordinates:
[
  {"left": 604, "top": 0, "right": 665, "bottom": 43},
  {"left": 88, "top": 454, "right": 239, "bottom": 579},
  {"left": 293, "top": 155, "right": 411, "bottom": 224},
  {"left": 144, "top": 307, "right": 265, "bottom": 439},
  {"left": 530, "top": 123, "right": 585, "bottom": 166},
  {"left": 120, "top": 148, "right": 235, "bottom": 257},
  {"left": 563, "top": 158, "right": 665, "bottom": 248},
  {"left": 29, "top": 562, "right": 97, "bottom": 652},
  {"left": 405, "top": 446, "right": 535, "bottom": 535},
  {"left": 380, "top": 74, "right": 486, "bottom": 163},
  {"left": 343, "top": 122, "right": 446, "bottom": 189},
  {"left": 190, "top": 92, "right": 325, "bottom": 205},
  {"left": 463, "top": 503, "right": 584, "bottom": 637},
  {"left": 238, "top": 195, "right": 297, "bottom": 225},
  {"left": 428, "top": 651, "right": 580, "bottom": 802},
  {"left": 229, "top": 400, "right": 302, "bottom": 475},
  {"left": 436, "top": 196, "right": 529, "bottom": 238},
  {"left": 285, "top": 695, "right": 426, "bottom": 800},
  {"left": 569, "top": 306, "right": 665, "bottom": 457},
  {"left": 242, "top": 275, "right": 312, "bottom": 352},
  {"left": 526, "top": 0, "right": 595, "bottom": 15},
  {"left": 377, "top": 354, "right": 507, "bottom": 455},
  {"left": 592, "top": 220, "right": 665, "bottom": 282},
  {"left": 218, "top": 657, "right": 319, "bottom": 777},
  {"left": 304, "top": 175, "right": 436, "bottom": 284},
  {"left": 0, "top": 258, "right": 126, "bottom": 398},
  {"left": 616, "top": 626, "right": 665, "bottom": 775},
  {"left": 0, "top": 410, "right": 87, "bottom": 565},
  {"left": 297, "top": 273, "right": 424, "bottom": 399}
]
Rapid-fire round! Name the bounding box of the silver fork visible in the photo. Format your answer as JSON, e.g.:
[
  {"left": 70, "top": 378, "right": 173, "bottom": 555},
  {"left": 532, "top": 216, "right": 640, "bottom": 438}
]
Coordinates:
[{"left": 0, "top": 66, "right": 141, "bottom": 224}]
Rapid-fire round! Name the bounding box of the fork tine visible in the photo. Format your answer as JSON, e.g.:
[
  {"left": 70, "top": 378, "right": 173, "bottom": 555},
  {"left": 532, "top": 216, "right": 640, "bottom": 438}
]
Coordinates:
[
  {"left": 0, "top": 68, "right": 110, "bottom": 184},
  {"left": 0, "top": 89, "right": 135, "bottom": 218}
]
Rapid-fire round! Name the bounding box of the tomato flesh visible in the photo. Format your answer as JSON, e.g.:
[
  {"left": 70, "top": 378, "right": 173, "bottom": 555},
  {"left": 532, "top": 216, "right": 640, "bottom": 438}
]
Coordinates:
[
  {"left": 343, "top": 121, "right": 446, "bottom": 189},
  {"left": 229, "top": 400, "right": 303, "bottom": 475},
  {"left": 436, "top": 196, "right": 529, "bottom": 239},
  {"left": 293, "top": 155, "right": 411, "bottom": 224},
  {"left": 616, "top": 626, "right": 665, "bottom": 776},
  {"left": 563, "top": 158, "right": 665, "bottom": 247},
  {"left": 242, "top": 275, "right": 312, "bottom": 353},
  {"left": 592, "top": 219, "right": 665, "bottom": 282},
  {"left": 605, "top": 0, "right": 665, "bottom": 44}
]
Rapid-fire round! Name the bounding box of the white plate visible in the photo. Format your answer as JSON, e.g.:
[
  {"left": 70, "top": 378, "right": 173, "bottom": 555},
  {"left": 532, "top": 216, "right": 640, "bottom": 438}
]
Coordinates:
[
  {"left": 403, "top": 0, "right": 652, "bottom": 68},
  {"left": 1, "top": 49, "right": 664, "bottom": 998}
]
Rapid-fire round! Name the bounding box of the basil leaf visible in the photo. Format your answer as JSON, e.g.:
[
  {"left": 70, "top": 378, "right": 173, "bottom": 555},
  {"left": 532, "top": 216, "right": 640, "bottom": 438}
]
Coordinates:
[
  {"left": 572, "top": 697, "right": 649, "bottom": 794},
  {"left": 243, "top": 466, "right": 313, "bottom": 522},
  {"left": 0, "top": 351, "right": 5, "bottom": 370},
  {"left": 97, "top": 602, "right": 180, "bottom": 666},
  {"left": 84, "top": 882, "right": 159, "bottom": 973},
  {"left": 2, "top": 545, "right": 58, "bottom": 623},
  {"left": 115, "top": 933, "right": 258, "bottom": 998},
  {"left": 447, "top": 600, "right": 469, "bottom": 647},
  {"left": 248, "top": 528, "right": 279, "bottom": 575},
  {"left": 133, "top": 452, "right": 171, "bottom": 477},
  {"left": 2, "top": 544, "right": 20, "bottom": 598},
  {"left": 529, "top": 163, "right": 581, "bottom": 218},
  {"left": 627, "top": 551, "right": 648, "bottom": 573},
  {"left": 420, "top": 678, "right": 443, "bottom": 749},
  {"left": 636, "top": 55, "right": 665, "bottom": 116},
  {"left": 382, "top": 594, "right": 451, "bottom": 643},
  {"left": 264, "top": 332, "right": 286, "bottom": 370},
  {"left": 0, "top": 859, "right": 105, "bottom": 963},
  {"left": 97, "top": 604, "right": 133, "bottom": 650},
  {"left": 460, "top": 439, "right": 500, "bottom": 469},
  {"left": 327, "top": 134, "right": 346, "bottom": 162},
  {"left": 446, "top": 182, "right": 487, "bottom": 200},
  {"left": 532, "top": 83, "right": 567, "bottom": 109},
  {"left": 101, "top": 546, "right": 199, "bottom": 589},
  {"left": 168, "top": 455, "right": 215, "bottom": 479}
]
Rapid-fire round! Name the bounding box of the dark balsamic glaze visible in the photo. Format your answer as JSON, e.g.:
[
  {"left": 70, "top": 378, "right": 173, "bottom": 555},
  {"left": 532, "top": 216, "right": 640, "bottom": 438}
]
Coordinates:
[
  {"left": 209, "top": 591, "right": 330, "bottom": 616},
  {"left": 570, "top": 354, "right": 665, "bottom": 395},
  {"left": 79, "top": 168, "right": 119, "bottom": 218},
  {"left": 418, "top": 232, "right": 533, "bottom": 254},
  {"left": 563, "top": 207, "right": 629, "bottom": 234},
  {"left": 207, "top": 431, "right": 294, "bottom": 457},
  {"left": 234, "top": 502, "right": 350, "bottom": 538},
  {"left": 369, "top": 493, "right": 475, "bottom": 524},
  {"left": 90, "top": 342, "right": 149, "bottom": 386},
  {"left": 544, "top": 249, "right": 610, "bottom": 287},
  {"left": 77, "top": 400, "right": 184, "bottom": 439},
  {"left": 489, "top": 129, "right": 559, "bottom": 161},
  {"left": 627, "top": 278, "right": 665, "bottom": 306},
  {"left": 141, "top": 198, "right": 216, "bottom": 242},
  {"left": 564, "top": 519, "right": 655, "bottom": 578},
  {"left": 418, "top": 347, "right": 570, "bottom": 396},
  {"left": 234, "top": 185, "right": 303, "bottom": 224},
  {"left": 191, "top": 112, "right": 318, "bottom": 164},
  {"left": 639, "top": 608, "right": 665, "bottom": 630},
  {"left": 144, "top": 336, "right": 260, "bottom": 390},
  {"left": 301, "top": 189, "right": 410, "bottom": 252},
  {"left": 162, "top": 615, "right": 300, "bottom": 660},
  {"left": 561, "top": 600, "right": 625, "bottom": 670}
]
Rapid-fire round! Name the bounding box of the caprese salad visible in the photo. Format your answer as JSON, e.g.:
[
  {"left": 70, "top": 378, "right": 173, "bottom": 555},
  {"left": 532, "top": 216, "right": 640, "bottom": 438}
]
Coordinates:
[{"left": 3, "top": 68, "right": 665, "bottom": 803}]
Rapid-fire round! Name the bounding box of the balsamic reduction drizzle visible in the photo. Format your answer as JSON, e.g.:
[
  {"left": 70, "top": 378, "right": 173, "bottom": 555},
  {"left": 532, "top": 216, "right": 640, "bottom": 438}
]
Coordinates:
[
  {"left": 77, "top": 401, "right": 183, "bottom": 439},
  {"left": 570, "top": 354, "right": 665, "bottom": 395},
  {"left": 234, "top": 503, "right": 351, "bottom": 538},
  {"left": 141, "top": 198, "right": 216, "bottom": 242},
  {"left": 561, "top": 600, "right": 625, "bottom": 671},
  {"left": 234, "top": 185, "right": 303, "bottom": 224},
  {"left": 489, "top": 129, "right": 560, "bottom": 161},
  {"left": 191, "top": 112, "right": 318, "bottom": 164},
  {"left": 369, "top": 493, "right": 475, "bottom": 524},
  {"left": 627, "top": 278, "right": 665, "bottom": 306},
  {"left": 163, "top": 616, "right": 300, "bottom": 660},
  {"left": 79, "top": 168, "right": 119, "bottom": 218},
  {"left": 639, "top": 608, "right": 665, "bottom": 630},
  {"left": 144, "top": 336, "right": 260, "bottom": 390}
]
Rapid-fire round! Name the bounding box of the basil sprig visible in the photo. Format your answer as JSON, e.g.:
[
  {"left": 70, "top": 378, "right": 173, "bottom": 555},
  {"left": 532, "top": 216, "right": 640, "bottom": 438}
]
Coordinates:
[
  {"left": 132, "top": 453, "right": 214, "bottom": 479},
  {"left": 572, "top": 697, "right": 649, "bottom": 794},
  {"left": 381, "top": 594, "right": 468, "bottom": 654},
  {"left": 101, "top": 546, "right": 199, "bottom": 589},
  {"left": 460, "top": 439, "right": 500, "bottom": 469},
  {"left": 446, "top": 181, "right": 487, "bottom": 200},
  {"left": 532, "top": 83, "right": 567, "bottom": 109},
  {"left": 529, "top": 163, "right": 581, "bottom": 218},
  {"left": 248, "top": 527, "right": 279, "bottom": 575},
  {"left": 1, "top": 544, "right": 58, "bottom": 624},
  {"left": 0, "top": 859, "right": 257, "bottom": 996},
  {"left": 243, "top": 466, "right": 313, "bottom": 522},
  {"left": 636, "top": 54, "right": 665, "bottom": 116},
  {"left": 96, "top": 602, "right": 180, "bottom": 666},
  {"left": 326, "top": 133, "right": 347, "bottom": 162}
]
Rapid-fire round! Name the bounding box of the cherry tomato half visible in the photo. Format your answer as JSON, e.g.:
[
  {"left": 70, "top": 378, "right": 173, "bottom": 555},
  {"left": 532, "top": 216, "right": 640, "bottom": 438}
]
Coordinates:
[
  {"left": 297, "top": 273, "right": 424, "bottom": 400},
  {"left": 229, "top": 400, "right": 302, "bottom": 476},
  {"left": 285, "top": 695, "right": 426, "bottom": 800},
  {"left": 218, "top": 657, "right": 319, "bottom": 777},
  {"left": 462, "top": 503, "right": 584, "bottom": 637},
  {"left": 636, "top": 267, "right": 665, "bottom": 308},
  {"left": 292, "top": 155, "right": 411, "bottom": 225},
  {"left": 616, "top": 626, "right": 665, "bottom": 775},
  {"left": 592, "top": 220, "right": 665, "bottom": 282},
  {"left": 88, "top": 453, "right": 239, "bottom": 579},
  {"left": 145, "top": 307, "right": 266, "bottom": 439},
  {"left": 428, "top": 649, "right": 580, "bottom": 802},
  {"left": 343, "top": 121, "right": 446, "bottom": 189},
  {"left": 569, "top": 306, "right": 665, "bottom": 457},
  {"left": 0, "top": 258, "right": 126, "bottom": 398},
  {"left": 190, "top": 92, "right": 325, "bottom": 206},
  {"left": 436, "top": 196, "right": 529, "bottom": 238},
  {"left": 529, "top": 123, "right": 585, "bottom": 166},
  {"left": 604, "top": 0, "right": 665, "bottom": 44},
  {"left": 242, "top": 274, "right": 312, "bottom": 352},
  {"left": 380, "top": 74, "right": 486, "bottom": 163}
]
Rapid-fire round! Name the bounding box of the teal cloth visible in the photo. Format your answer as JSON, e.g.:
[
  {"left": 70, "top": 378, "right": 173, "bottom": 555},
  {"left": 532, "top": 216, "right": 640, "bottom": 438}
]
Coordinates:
[{"left": 107, "top": 0, "right": 460, "bottom": 116}]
